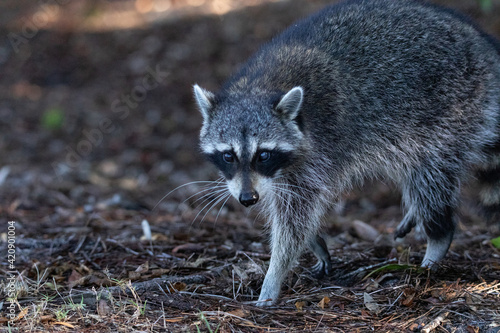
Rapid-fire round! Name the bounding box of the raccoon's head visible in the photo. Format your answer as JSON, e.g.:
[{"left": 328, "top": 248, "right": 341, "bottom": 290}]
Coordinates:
[{"left": 193, "top": 84, "right": 305, "bottom": 207}]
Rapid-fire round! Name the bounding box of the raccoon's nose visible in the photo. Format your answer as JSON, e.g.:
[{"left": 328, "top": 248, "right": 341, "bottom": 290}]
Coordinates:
[{"left": 239, "top": 191, "right": 259, "bottom": 207}]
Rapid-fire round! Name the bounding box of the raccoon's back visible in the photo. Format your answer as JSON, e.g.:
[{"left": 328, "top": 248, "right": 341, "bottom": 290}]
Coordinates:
[
  {"left": 226, "top": 0, "right": 500, "bottom": 155},
  {"left": 229, "top": 0, "right": 500, "bottom": 98}
]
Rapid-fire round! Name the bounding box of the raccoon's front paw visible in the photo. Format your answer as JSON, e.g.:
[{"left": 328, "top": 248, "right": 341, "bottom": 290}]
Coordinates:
[
  {"left": 255, "top": 298, "right": 274, "bottom": 307},
  {"left": 256, "top": 282, "right": 280, "bottom": 307},
  {"left": 394, "top": 214, "right": 416, "bottom": 239},
  {"left": 311, "top": 258, "right": 332, "bottom": 279}
]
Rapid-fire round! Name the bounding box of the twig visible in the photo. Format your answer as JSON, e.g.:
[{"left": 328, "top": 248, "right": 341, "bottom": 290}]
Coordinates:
[
  {"left": 178, "top": 290, "right": 234, "bottom": 301},
  {"left": 105, "top": 238, "right": 139, "bottom": 255},
  {"left": 73, "top": 236, "right": 86, "bottom": 254},
  {"left": 337, "top": 259, "right": 398, "bottom": 282},
  {"left": 421, "top": 311, "right": 449, "bottom": 333}
]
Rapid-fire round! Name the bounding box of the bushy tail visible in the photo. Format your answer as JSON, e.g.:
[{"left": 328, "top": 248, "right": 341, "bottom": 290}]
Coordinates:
[{"left": 476, "top": 140, "right": 500, "bottom": 222}]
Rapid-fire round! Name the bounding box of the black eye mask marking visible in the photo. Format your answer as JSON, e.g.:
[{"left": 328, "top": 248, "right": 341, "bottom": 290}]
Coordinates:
[
  {"left": 204, "top": 148, "right": 295, "bottom": 180},
  {"left": 204, "top": 151, "right": 238, "bottom": 180},
  {"left": 252, "top": 149, "right": 295, "bottom": 177}
]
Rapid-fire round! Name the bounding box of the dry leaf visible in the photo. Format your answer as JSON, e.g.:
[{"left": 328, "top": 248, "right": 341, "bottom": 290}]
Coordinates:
[
  {"left": 14, "top": 307, "right": 29, "bottom": 321},
  {"left": 88, "top": 273, "right": 114, "bottom": 287},
  {"left": 68, "top": 270, "right": 85, "bottom": 288},
  {"left": 295, "top": 301, "right": 306, "bottom": 311},
  {"left": 164, "top": 317, "right": 184, "bottom": 323},
  {"left": 54, "top": 321, "right": 75, "bottom": 328},
  {"left": 40, "top": 314, "right": 55, "bottom": 322},
  {"left": 424, "top": 297, "right": 441, "bottom": 305},
  {"left": 317, "top": 296, "right": 331, "bottom": 309},
  {"left": 135, "top": 261, "right": 149, "bottom": 273},
  {"left": 364, "top": 292, "right": 381, "bottom": 314},
  {"left": 228, "top": 309, "right": 249, "bottom": 318},
  {"left": 467, "top": 325, "right": 479, "bottom": 333},
  {"left": 166, "top": 281, "right": 187, "bottom": 293},
  {"left": 465, "top": 293, "right": 483, "bottom": 305},
  {"left": 172, "top": 243, "right": 204, "bottom": 254},
  {"left": 97, "top": 299, "right": 111, "bottom": 316},
  {"left": 401, "top": 288, "right": 416, "bottom": 307},
  {"left": 150, "top": 268, "right": 171, "bottom": 277}
]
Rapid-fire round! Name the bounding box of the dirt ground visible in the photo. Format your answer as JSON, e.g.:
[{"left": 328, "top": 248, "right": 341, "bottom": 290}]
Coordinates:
[{"left": 1, "top": 0, "right": 500, "bottom": 332}]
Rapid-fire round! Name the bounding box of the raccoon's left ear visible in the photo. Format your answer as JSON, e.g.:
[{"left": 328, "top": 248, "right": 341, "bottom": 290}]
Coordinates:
[
  {"left": 193, "top": 84, "right": 215, "bottom": 121},
  {"left": 275, "top": 86, "right": 303, "bottom": 120}
]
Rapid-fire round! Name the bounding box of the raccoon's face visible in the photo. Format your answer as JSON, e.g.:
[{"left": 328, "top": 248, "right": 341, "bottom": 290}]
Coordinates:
[{"left": 193, "top": 85, "right": 305, "bottom": 206}]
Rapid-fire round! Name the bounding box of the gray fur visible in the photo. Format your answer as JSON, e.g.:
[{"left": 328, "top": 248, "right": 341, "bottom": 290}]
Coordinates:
[{"left": 194, "top": 0, "right": 500, "bottom": 306}]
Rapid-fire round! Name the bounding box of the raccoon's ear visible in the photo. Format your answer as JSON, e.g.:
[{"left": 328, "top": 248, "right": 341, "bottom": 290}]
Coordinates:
[
  {"left": 193, "top": 84, "right": 215, "bottom": 121},
  {"left": 275, "top": 86, "right": 303, "bottom": 120}
]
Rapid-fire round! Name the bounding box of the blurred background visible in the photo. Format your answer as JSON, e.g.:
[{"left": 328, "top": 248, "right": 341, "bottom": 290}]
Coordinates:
[{"left": 1, "top": 0, "right": 499, "bottom": 240}]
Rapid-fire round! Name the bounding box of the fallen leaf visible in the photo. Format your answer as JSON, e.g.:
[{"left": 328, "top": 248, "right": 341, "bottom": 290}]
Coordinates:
[
  {"left": 97, "top": 299, "right": 111, "bottom": 316},
  {"left": 87, "top": 273, "right": 114, "bottom": 287},
  {"left": 14, "top": 307, "right": 29, "bottom": 321},
  {"left": 423, "top": 297, "right": 441, "bottom": 305},
  {"left": 166, "top": 281, "right": 187, "bottom": 293},
  {"left": 318, "top": 296, "right": 330, "bottom": 309},
  {"left": 135, "top": 261, "right": 149, "bottom": 273},
  {"left": 40, "top": 314, "right": 55, "bottom": 322},
  {"left": 401, "top": 288, "right": 416, "bottom": 307},
  {"left": 150, "top": 268, "right": 171, "bottom": 277},
  {"left": 164, "top": 317, "right": 184, "bottom": 323},
  {"left": 467, "top": 325, "right": 479, "bottom": 333},
  {"left": 295, "top": 301, "right": 306, "bottom": 311},
  {"left": 466, "top": 293, "right": 483, "bottom": 304},
  {"left": 172, "top": 243, "right": 205, "bottom": 254},
  {"left": 228, "top": 309, "right": 250, "bottom": 318},
  {"left": 364, "top": 292, "right": 381, "bottom": 314},
  {"left": 68, "top": 270, "right": 84, "bottom": 287},
  {"left": 54, "top": 321, "right": 75, "bottom": 328}
]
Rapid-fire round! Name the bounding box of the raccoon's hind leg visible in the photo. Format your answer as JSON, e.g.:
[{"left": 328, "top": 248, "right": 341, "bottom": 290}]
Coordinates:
[
  {"left": 309, "top": 234, "right": 331, "bottom": 278},
  {"left": 476, "top": 140, "right": 500, "bottom": 222},
  {"left": 401, "top": 167, "right": 458, "bottom": 268}
]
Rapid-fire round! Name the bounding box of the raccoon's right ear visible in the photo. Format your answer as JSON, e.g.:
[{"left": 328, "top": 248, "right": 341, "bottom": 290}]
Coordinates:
[
  {"left": 275, "top": 86, "right": 303, "bottom": 120},
  {"left": 193, "top": 84, "right": 215, "bottom": 121}
]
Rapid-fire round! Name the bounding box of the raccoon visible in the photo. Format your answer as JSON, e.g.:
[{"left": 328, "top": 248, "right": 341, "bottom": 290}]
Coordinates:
[{"left": 193, "top": 0, "right": 500, "bottom": 306}]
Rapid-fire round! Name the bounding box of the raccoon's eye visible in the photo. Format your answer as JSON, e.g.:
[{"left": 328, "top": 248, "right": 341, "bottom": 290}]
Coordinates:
[
  {"left": 222, "top": 152, "right": 235, "bottom": 163},
  {"left": 258, "top": 151, "right": 271, "bottom": 162}
]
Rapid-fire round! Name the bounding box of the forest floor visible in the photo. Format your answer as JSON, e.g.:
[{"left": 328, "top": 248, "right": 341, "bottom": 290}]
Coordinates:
[{"left": 0, "top": 0, "right": 500, "bottom": 332}]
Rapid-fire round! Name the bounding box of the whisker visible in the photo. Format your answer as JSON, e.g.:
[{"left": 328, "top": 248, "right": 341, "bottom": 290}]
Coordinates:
[
  {"left": 271, "top": 188, "right": 298, "bottom": 217},
  {"left": 271, "top": 177, "right": 316, "bottom": 195},
  {"left": 153, "top": 180, "right": 224, "bottom": 211},
  {"left": 191, "top": 187, "right": 229, "bottom": 209},
  {"left": 200, "top": 192, "right": 231, "bottom": 225},
  {"left": 191, "top": 190, "right": 230, "bottom": 226},
  {"left": 270, "top": 185, "right": 310, "bottom": 202},
  {"left": 214, "top": 193, "right": 232, "bottom": 225},
  {"left": 182, "top": 185, "right": 228, "bottom": 205}
]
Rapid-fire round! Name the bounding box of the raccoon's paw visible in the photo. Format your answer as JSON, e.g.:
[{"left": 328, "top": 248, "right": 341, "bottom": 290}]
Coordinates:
[
  {"left": 421, "top": 235, "right": 453, "bottom": 269},
  {"left": 311, "top": 258, "right": 332, "bottom": 279},
  {"left": 255, "top": 298, "right": 274, "bottom": 307},
  {"left": 256, "top": 279, "right": 280, "bottom": 307},
  {"left": 394, "top": 214, "right": 416, "bottom": 239}
]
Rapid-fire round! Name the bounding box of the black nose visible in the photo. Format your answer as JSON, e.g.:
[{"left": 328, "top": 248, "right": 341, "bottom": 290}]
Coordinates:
[{"left": 239, "top": 191, "right": 259, "bottom": 207}]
